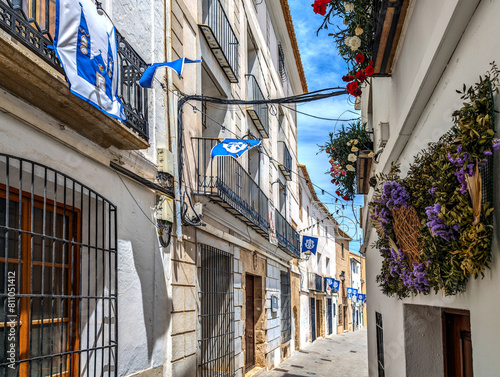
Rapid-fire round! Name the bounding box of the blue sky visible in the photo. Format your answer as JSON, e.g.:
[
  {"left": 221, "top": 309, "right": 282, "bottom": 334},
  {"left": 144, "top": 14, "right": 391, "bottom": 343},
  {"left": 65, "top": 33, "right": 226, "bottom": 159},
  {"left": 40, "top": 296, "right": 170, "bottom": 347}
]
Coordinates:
[{"left": 288, "top": 1, "right": 363, "bottom": 253}]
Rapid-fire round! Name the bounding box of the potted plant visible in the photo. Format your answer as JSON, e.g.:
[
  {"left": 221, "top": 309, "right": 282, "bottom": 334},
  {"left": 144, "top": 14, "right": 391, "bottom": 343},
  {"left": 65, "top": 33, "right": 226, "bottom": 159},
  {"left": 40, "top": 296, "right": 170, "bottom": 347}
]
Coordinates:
[{"left": 320, "top": 121, "right": 373, "bottom": 200}]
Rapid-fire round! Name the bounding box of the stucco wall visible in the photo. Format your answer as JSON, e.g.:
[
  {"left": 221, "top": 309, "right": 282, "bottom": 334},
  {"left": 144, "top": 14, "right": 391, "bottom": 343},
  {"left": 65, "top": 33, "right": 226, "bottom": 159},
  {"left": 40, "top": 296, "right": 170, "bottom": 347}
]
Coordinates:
[{"left": 364, "top": 0, "right": 500, "bottom": 376}]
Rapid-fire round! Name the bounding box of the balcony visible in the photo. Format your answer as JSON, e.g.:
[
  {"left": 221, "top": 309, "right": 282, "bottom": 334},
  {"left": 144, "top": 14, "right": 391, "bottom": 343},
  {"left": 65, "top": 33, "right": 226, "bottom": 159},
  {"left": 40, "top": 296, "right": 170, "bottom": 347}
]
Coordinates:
[
  {"left": 0, "top": 0, "right": 149, "bottom": 149},
  {"left": 193, "top": 137, "right": 300, "bottom": 258},
  {"left": 308, "top": 272, "right": 324, "bottom": 292},
  {"left": 372, "top": 0, "right": 410, "bottom": 75},
  {"left": 245, "top": 74, "right": 269, "bottom": 139},
  {"left": 278, "top": 142, "right": 293, "bottom": 181},
  {"left": 200, "top": 0, "right": 239, "bottom": 83}
]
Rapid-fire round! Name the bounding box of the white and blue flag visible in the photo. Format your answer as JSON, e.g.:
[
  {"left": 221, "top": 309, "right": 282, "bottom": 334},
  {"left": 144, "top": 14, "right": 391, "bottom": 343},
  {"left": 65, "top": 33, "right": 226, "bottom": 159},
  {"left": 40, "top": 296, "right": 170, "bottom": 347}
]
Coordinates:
[
  {"left": 211, "top": 139, "right": 261, "bottom": 159},
  {"left": 326, "top": 277, "right": 338, "bottom": 291},
  {"left": 54, "top": 0, "right": 125, "bottom": 121},
  {"left": 139, "top": 58, "right": 201, "bottom": 88},
  {"left": 357, "top": 293, "right": 366, "bottom": 303},
  {"left": 301, "top": 235, "right": 318, "bottom": 255},
  {"left": 346, "top": 287, "right": 353, "bottom": 297}
]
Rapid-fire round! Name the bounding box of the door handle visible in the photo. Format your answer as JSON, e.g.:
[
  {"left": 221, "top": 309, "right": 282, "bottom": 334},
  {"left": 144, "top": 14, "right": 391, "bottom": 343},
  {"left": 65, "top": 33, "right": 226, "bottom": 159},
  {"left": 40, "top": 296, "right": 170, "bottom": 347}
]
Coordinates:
[{"left": 248, "top": 335, "right": 253, "bottom": 338}]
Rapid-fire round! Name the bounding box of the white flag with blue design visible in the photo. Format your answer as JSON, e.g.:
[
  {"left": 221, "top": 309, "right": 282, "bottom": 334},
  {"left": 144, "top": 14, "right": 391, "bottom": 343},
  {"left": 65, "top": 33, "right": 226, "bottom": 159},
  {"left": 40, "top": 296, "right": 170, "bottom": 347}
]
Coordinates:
[
  {"left": 54, "top": 0, "right": 126, "bottom": 121},
  {"left": 211, "top": 139, "right": 261, "bottom": 159}
]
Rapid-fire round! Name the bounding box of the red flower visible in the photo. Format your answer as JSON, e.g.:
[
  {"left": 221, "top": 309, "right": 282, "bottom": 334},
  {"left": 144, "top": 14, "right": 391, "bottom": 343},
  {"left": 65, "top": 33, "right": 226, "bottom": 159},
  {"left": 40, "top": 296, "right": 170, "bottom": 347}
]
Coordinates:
[
  {"left": 343, "top": 195, "right": 350, "bottom": 201},
  {"left": 352, "top": 88, "right": 362, "bottom": 97},
  {"left": 342, "top": 74, "right": 355, "bottom": 82},
  {"left": 335, "top": 190, "right": 341, "bottom": 196},
  {"left": 313, "top": 0, "right": 327, "bottom": 15},
  {"left": 341, "top": 170, "right": 347, "bottom": 175},
  {"left": 355, "top": 70, "right": 367, "bottom": 81},
  {"left": 355, "top": 53, "right": 365, "bottom": 64},
  {"left": 365, "top": 65, "right": 375, "bottom": 77},
  {"left": 346, "top": 80, "right": 359, "bottom": 94},
  {"left": 369, "top": 60, "right": 374, "bottom": 66}
]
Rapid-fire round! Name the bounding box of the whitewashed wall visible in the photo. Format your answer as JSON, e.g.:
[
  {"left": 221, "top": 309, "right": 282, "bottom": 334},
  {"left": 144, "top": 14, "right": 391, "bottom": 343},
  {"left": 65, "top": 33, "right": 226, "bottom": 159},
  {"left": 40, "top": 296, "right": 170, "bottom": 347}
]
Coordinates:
[{"left": 362, "top": 0, "right": 500, "bottom": 376}]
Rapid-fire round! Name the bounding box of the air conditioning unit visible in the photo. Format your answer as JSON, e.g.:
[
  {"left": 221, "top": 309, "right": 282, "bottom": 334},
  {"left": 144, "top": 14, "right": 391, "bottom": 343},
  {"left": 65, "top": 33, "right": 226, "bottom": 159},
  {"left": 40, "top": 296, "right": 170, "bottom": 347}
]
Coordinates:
[{"left": 378, "top": 122, "right": 390, "bottom": 148}]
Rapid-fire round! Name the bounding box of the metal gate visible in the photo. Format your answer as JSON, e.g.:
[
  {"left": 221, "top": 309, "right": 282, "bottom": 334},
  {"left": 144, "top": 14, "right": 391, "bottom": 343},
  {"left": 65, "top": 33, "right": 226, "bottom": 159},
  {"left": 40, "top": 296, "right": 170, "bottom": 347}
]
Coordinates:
[
  {"left": 310, "top": 297, "right": 316, "bottom": 342},
  {"left": 199, "top": 244, "right": 235, "bottom": 377},
  {"left": 327, "top": 298, "right": 333, "bottom": 335},
  {"left": 0, "top": 153, "right": 118, "bottom": 376},
  {"left": 280, "top": 271, "right": 291, "bottom": 343}
]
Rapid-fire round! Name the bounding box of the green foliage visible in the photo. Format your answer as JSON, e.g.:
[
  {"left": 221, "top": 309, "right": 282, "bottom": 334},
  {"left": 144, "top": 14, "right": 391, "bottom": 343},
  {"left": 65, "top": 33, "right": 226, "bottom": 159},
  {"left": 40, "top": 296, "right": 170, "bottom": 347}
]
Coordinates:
[{"left": 319, "top": 121, "right": 372, "bottom": 200}]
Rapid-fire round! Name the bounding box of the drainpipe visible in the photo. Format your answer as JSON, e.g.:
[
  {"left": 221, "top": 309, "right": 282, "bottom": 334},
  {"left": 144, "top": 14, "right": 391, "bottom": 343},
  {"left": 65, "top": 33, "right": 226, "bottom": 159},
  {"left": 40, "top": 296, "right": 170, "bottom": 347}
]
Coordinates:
[{"left": 165, "top": 0, "right": 182, "bottom": 241}]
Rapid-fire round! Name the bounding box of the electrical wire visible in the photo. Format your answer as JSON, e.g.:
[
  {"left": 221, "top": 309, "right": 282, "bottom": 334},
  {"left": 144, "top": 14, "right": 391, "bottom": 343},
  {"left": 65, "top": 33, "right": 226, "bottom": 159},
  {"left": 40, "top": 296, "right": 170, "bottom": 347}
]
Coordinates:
[{"left": 282, "top": 104, "right": 360, "bottom": 122}]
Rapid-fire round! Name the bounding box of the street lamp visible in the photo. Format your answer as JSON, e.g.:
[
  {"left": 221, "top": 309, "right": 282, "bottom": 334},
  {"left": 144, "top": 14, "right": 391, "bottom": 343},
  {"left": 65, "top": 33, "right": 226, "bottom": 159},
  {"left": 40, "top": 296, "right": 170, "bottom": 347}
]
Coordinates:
[
  {"left": 339, "top": 271, "right": 345, "bottom": 281},
  {"left": 302, "top": 250, "right": 311, "bottom": 261}
]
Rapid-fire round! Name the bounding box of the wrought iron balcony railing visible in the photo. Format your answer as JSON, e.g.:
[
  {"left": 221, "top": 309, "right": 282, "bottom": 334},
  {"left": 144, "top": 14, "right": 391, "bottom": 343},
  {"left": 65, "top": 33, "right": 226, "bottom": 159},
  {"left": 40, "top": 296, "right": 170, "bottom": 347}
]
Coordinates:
[
  {"left": 0, "top": 0, "right": 149, "bottom": 140},
  {"left": 200, "top": 0, "right": 238, "bottom": 83},
  {"left": 275, "top": 209, "right": 300, "bottom": 257},
  {"left": 245, "top": 74, "right": 269, "bottom": 139},
  {"left": 278, "top": 142, "right": 293, "bottom": 181},
  {"left": 193, "top": 137, "right": 300, "bottom": 258},
  {"left": 308, "top": 272, "right": 325, "bottom": 292}
]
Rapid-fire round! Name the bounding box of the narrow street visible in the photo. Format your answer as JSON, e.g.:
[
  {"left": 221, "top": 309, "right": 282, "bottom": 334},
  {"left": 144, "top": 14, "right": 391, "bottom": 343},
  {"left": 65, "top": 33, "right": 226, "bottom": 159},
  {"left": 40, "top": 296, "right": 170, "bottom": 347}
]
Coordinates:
[{"left": 259, "top": 329, "right": 368, "bottom": 377}]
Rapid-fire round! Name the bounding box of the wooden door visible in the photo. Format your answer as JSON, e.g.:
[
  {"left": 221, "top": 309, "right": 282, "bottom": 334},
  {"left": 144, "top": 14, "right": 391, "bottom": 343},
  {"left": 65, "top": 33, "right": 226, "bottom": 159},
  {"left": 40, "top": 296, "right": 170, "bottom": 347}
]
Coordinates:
[
  {"left": 245, "top": 275, "right": 255, "bottom": 370},
  {"left": 327, "top": 298, "right": 333, "bottom": 335},
  {"left": 443, "top": 310, "right": 473, "bottom": 377}
]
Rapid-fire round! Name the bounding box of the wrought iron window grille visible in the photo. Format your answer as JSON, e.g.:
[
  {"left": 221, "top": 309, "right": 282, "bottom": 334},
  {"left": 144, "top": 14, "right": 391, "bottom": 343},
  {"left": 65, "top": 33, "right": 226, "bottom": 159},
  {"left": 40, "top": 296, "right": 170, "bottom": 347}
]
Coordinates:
[
  {"left": 280, "top": 271, "right": 291, "bottom": 343},
  {"left": 0, "top": 153, "right": 118, "bottom": 377}
]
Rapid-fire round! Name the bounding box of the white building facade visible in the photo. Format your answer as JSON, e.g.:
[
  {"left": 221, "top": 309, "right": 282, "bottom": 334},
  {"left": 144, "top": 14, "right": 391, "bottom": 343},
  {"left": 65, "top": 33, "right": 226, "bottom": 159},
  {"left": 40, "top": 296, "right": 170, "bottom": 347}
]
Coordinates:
[
  {"left": 296, "top": 164, "right": 339, "bottom": 347},
  {"left": 359, "top": 0, "right": 500, "bottom": 376}
]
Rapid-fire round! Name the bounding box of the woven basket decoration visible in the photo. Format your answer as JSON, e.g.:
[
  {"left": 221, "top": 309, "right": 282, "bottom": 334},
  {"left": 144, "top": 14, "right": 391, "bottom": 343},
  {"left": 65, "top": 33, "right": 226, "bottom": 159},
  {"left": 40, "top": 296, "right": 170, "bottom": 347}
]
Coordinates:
[{"left": 392, "top": 206, "right": 421, "bottom": 267}]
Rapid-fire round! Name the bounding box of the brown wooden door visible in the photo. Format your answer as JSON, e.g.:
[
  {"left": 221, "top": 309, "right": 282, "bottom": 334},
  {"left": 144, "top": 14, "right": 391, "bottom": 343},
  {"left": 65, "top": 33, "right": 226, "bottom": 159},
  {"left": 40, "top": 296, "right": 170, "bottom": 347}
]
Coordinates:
[
  {"left": 444, "top": 311, "right": 473, "bottom": 377},
  {"left": 316, "top": 299, "right": 321, "bottom": 338},
  {"left": 245, "top": 275, "right": 255, "bottom": 370}
]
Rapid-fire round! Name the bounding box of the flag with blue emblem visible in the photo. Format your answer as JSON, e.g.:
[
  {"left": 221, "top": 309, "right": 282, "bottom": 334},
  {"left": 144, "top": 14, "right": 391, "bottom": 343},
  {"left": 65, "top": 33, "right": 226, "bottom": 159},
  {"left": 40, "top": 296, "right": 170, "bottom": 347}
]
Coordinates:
[
  {"left": 346, "top": 287, "right": 353, "bottom": 297},
  {"left": 138, "top": 58, "right": 201, "bottom": 88},
  {"left": 332, "top": 279, "right": 340, "bottom": 291},
  {"left": 211, "top": 139, "right": 261, "bottom": 159},
  {"left": 352, "top": 288, "right": 358, "bottom": 296},
  {"left": 357, "top": 293, "right": 366, "bottom": 303},
  {"left": 301, "top": 235, "right": 318, "bottom": 255},
  {"left": 325, "top": 277, "right": 337, "bottom": 291},
  {"left": 54, "top": 0, "right": 125, "bottom": 121}
]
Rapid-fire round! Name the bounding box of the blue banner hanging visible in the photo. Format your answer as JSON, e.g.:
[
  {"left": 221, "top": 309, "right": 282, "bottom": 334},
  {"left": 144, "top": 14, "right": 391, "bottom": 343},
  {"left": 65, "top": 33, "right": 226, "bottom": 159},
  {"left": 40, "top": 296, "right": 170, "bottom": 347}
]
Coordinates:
[
  {"left": 138, "top": 57, "right": 201, "bottom": 88},
  {"left": 357, "top": 293, "right": 366, "bottom": 303},
  {"left": 301, "top": 235, "right": 318, "bottom": 255},
  {"left": 346, "top": 287, "right": 353, "bottom": 297},
  {"left": 211, "top": 139, "right": 261, "bottom": 159},
  {"left": 332, "top": 279, "right": 340, "bottom": 291}
]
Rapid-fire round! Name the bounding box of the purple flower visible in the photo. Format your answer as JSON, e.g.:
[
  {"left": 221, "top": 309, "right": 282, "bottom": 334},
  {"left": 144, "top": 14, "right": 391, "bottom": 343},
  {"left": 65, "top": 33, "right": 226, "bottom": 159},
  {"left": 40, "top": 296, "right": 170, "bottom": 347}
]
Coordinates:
[
  {"left": 380, "top": 181, "right": 410, "bottom": 210},
  {"left": 428, "top": 185, "right": 437, "bottom": 197},
  {"left": 385, "top": 248, "right": 430, "bottom": 293},
  {"left": 484, "top": 150, "right": 493, "bottom": 156},
  {"left": 493, "top": 139, "right": 500, "bottom": 151},
  {"left": 425, "top": 203, "right": 458, "bottom": 241}
]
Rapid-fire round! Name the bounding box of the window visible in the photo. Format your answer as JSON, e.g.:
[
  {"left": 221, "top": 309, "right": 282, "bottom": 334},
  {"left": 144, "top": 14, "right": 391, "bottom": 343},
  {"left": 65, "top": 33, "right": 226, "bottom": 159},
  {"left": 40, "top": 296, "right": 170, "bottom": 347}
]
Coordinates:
[
  {"left": 299, "top": 186, "right": 303, "bottom": 221},
  {"left": 0, "top": 154, "right": 117, "bottom": 377},
  {"left": 317, "top": 253, "right": 321, "bottom": 272},
  {"left": 325, "top": 226, "right": 328, "bottom": 243},
  {"left": 278, "top": 42, "right": 287, "bottom": 82},
  {"left": 280, "top": 271, "right": 291, "bottom": 343},
  {"left": 307, "top": 207, "right": 310, "bottom": 226},
  {"left": 342, "top": 243, "right": 345, "bottom": 259},
  {"left": 376, "top": 312, "right": 385, "bottom": 377},
  {"left": 326, "top": 257, "right": 330, "bottom": 273},
  {"left": 1, "top": 188, "right": 80, "bottom": 376},
  {"left": 317, "top": 218, "right": 320, "bottom": 236}
]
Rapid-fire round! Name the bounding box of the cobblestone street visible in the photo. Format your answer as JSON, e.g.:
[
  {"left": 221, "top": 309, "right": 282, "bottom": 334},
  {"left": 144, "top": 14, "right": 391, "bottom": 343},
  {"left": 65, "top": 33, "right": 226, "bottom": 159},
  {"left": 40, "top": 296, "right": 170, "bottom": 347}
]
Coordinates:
[{"left": 258, "top": 329, "right": 368, "bottom": 377}]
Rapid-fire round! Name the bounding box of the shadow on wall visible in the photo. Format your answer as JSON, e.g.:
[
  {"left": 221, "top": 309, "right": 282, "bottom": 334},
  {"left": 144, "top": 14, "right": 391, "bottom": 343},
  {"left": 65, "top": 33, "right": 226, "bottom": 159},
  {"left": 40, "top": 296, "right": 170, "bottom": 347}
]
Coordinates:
[{"left": 117, "top": 193, "right": 170, "bottom": 374}]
